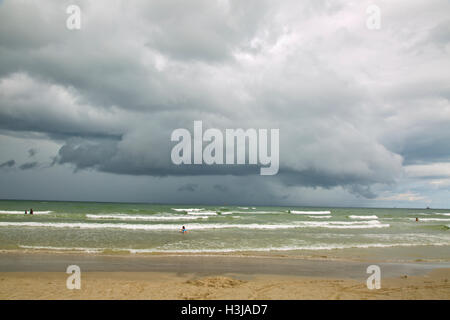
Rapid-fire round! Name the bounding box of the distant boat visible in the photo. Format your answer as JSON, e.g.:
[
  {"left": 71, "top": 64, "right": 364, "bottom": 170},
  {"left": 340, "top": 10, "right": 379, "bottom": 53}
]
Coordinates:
[{"left": 426, "top": 206, "right": 430, "bottom": 209}]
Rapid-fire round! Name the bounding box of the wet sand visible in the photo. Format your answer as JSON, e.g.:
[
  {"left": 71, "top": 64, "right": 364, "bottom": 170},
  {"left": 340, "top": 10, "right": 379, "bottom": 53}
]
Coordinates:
[{"left": 0, "top": 253, "right": 449, "bottom": 299}]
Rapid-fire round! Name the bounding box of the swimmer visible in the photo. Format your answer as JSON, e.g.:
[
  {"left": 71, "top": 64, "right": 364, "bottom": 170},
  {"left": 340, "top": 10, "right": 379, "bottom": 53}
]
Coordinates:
[
  {"left": 180, "top": 225, "right": 187, "bottom": 234},
  {"left": 415, "top": 217, "right": 419, "bottom": 222}
]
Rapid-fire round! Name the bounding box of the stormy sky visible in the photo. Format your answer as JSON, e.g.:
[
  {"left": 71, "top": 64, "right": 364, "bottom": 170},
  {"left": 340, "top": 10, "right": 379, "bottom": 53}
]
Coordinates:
[{"left": 0, "top": 0, "right": 449, "bottom": 208}]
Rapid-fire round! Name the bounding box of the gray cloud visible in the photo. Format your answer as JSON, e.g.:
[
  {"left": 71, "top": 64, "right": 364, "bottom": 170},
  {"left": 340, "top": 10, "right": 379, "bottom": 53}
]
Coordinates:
[
  {"left": 0, "top": 0, "right": 449, "bottom": 204},
  {"left": 28, "top": 148, "right": 37, "bottom": 157},
  {"left": 177, "top": 183, "right": 198, "bottom": 192},
  {"left": 0, "top": 159, "right": 15, "bottom": 168},
  {"left": 19, "top": 161, "right": 38, "bottom": 170},
  {"left": 213, "top": 184, "right": 229, "bottom": 193}
]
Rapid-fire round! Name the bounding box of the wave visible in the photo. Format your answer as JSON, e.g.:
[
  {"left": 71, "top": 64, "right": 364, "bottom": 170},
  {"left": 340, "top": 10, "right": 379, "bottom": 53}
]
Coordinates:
[
  {"left": 18, "top": 242, "right": 448, "bottom": 254},
  {"left": 172, "top": 208, "right": 204, "bottom": 212},
  {"left": 349, "top": 215, "right": 378, "bottom": 220},
  {"left": 300, "top": 220, "right": 388, "bottom": 229},
  {"left": 0, "top": 222, "right": 189, "bottom": 230},
  {"left": 0, "top": 220, "right": 389, "bottom": 230},
  {"left": 186, "top": 211, "right": 218, "bottom": 216},
  {"left": 412, "top": 218, "right": 450, "bottom": 222},
  {"left": 291, "top": 210, "right": 331, "bottom": 215},
  {"left": 86, "top": 214, "right": 209, "bottom": 221},
  {"left": 417, "top": 212, "right": 450, "bottom": 216},
  {"left": 233, "top": 211, "right": 281, "bottom": 214},
  {"left": 135, "top": 242, "right": 447, "bottom": 253},
  {"left": 308, "top": 215, "right": 332, "bottom": 219},
  {"left": 0, "top": 210, "right": 51, "bottom": 215},
  {"left": 19, "top": 245, "right": 103, "bottom": 253}
]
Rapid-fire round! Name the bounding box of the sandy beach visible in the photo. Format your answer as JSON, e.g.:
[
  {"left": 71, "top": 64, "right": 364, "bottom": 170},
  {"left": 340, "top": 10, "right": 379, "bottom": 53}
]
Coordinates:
[
  {"left": 1, "top": 270, "right": 450, "bottom": 300},
  {"left": 0, "top": 252, "right": 449, "bottom": 300}
]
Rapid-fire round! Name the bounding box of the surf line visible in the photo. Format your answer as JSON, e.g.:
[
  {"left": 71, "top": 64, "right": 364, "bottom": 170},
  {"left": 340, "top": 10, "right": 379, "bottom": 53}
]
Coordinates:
[{"left": 171, "top": 121, "right": 279, "bottom": 175}]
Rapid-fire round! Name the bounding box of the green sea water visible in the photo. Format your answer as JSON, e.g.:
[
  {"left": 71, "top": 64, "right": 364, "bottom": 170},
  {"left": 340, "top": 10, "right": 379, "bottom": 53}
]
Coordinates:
[{"left": 0, "top": 200, "right": 449, "bottom": 261}]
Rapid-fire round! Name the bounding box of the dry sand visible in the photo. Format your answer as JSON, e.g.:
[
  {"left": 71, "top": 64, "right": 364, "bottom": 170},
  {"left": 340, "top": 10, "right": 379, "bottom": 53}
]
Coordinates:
[{"left": 0, "top": 269, "right": 449, "bottom": 300}]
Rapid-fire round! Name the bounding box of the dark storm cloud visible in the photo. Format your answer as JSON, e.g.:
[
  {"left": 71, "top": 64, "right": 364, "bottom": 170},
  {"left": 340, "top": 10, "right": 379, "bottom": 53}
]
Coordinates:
[
  {"left": 346, "top": 185, "right": 377, "bottom": 199},
  {"left": 0, "top": 0, "right": 449, "bottom": 203},
  {"left": 177, "top": 183, "right": 198, "bottom": 192},
  {"left": 19, "top": 161, "right": 38, "bottom": 170},
  {"left": 57, "top": 142, "right": 260, "bottom": 176},
  {"left": 379, "top": 101, "right": 450, "bottom": 165},
  {"left": 28, "top": 148, "right": 37, "bottom": 157},
  {"left": 213, "top": 184, "right": 229, "bottom": 193},
  {"left": 278, "top": 168, "right": 387, "bottom": 190},
  {"left": 0, "top": 159, "right": 15, "bottom": 168},
  {"left": 57, "top": 137, "right": 118, "bottom": 171},
  {"left": 399, "top": 137, "right": 450, "bottom": 165},
  {"left": 278, "top": 169, "right": 380, "bottom": 199}
]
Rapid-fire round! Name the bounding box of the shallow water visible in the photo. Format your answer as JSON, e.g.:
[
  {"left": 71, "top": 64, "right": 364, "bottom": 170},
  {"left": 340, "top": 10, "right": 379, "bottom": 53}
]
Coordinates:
[{"left": 0, "top": 200, "right": 449, "bottom": 261}]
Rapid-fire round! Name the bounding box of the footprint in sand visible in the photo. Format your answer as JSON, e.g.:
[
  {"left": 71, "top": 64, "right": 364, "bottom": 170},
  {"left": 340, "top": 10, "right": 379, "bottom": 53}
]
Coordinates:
[{"left": 185, "top": 276, "right": 246, "bottom": 289}]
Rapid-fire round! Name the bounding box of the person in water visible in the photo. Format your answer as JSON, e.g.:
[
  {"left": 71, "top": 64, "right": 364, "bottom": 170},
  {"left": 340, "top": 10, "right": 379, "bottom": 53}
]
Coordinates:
[
  {"left": 24, "top": 210, "right": 27, "bottom": 215},
  {"left": 180, "top": 225, "right": 187, "bottom": 233},
  {"left": 30, "top": 208, "right": 33, "bottom": 215},
  {"left": 416, "top": 217, "right": 419, "bottom": 222}
]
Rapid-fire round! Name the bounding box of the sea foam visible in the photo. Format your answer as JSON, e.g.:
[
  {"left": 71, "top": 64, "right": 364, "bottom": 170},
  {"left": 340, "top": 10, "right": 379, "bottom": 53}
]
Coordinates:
[
  {"left": 349, "top": 215, "right": 378, "bottom": 219},
  {"left": 0, "top": 220, "right": 389, "bottom": 230},
  {"left": 291, "top": 210, "right": 331, "bottom": 215},
  {"left": 0, "top": 210, "right": 51, "bottom": 215},
  {"left": 18, "top": 242, "right": 447, "bottom": 254},
  {"left": 86, "top": 214, "right": 209, "bottom": 221}
]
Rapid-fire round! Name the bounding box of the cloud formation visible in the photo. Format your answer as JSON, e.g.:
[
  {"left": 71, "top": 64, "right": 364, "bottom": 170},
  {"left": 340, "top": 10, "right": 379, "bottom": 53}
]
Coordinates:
[
  {"left": 0, "top": 159, "right": 15, "bottom": 168},
  {"left": 19, "top": 161, "right": 38, "bottom": 170},
  {"left": 28, "top": 148, "right": 37, "bottom": 157},
  {"left": 177, "top": 183, "right": 198, "bottom": 192},
  {"left": 0, "top": 0, "right": 449, "bottom": 205}
]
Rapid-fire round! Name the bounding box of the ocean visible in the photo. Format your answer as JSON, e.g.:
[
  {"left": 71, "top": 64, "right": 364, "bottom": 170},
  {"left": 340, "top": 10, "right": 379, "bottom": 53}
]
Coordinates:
[{"left": 0, "top": 200, "right": 449, "bottom": 261}]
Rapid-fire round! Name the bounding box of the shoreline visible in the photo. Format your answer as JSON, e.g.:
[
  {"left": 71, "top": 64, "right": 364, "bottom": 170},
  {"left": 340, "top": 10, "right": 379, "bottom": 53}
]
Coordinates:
[
  {"left": 1, "top": 252, "right": 449, "bottom": 299},
  {"left": 2, "top": 244, "right": 450, "bottom": 264},
  {"left": 1, "top": 251, "right": 450, "bottom": 278}
]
